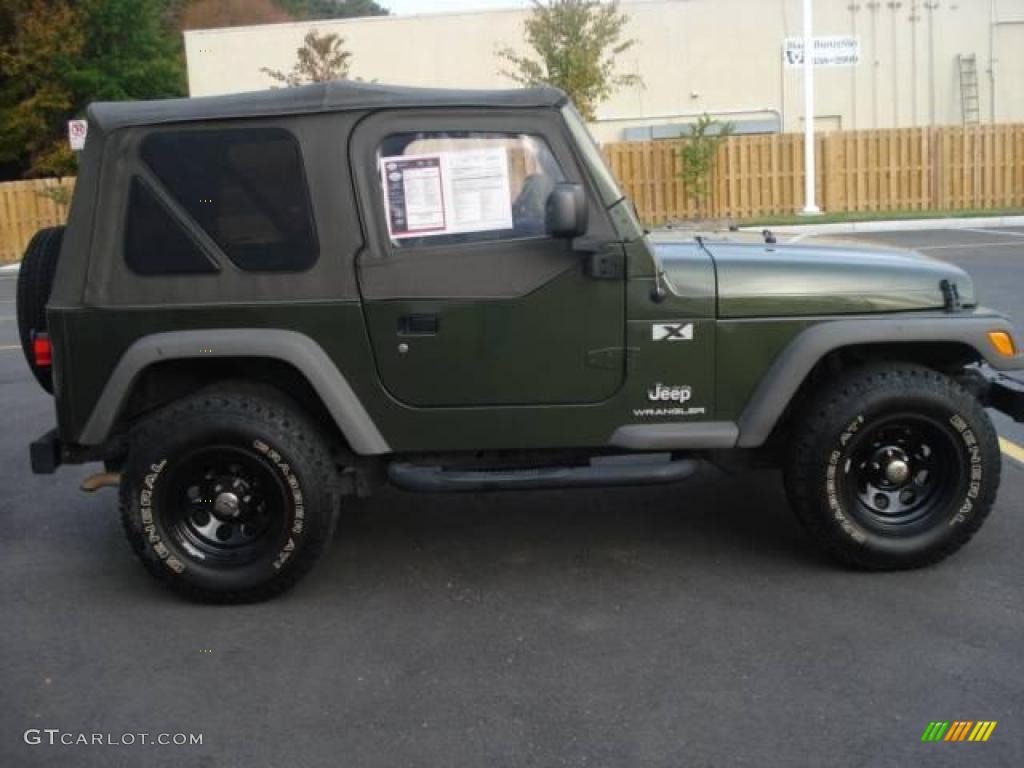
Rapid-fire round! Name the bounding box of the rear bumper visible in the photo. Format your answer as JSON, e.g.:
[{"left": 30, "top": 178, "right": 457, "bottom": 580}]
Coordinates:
[
  {"left": 29, "top": 429, "right": 122, "bottom": 475},
  {"left": 30, "top": 430, "right": 62, "bottom": 474}
]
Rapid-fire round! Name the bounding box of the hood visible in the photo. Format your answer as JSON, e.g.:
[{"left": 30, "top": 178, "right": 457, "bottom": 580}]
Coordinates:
[{"left": 653, "top": 237, "right": 974, "bottom": 318}]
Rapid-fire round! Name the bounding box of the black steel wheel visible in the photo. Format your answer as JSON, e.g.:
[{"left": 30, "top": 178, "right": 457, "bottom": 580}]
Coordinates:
[
  {"left": 839, "top": 414, "right": 966, "bottom": 534},
  {"left": 120, "top": 385, "right": 340, "bottom": 602},
  {"left": 162, "top": 445, "right": 291, "bottom": 566},
  {"left": 785, "top": 363, "right": 1000, "bottom": 570}
]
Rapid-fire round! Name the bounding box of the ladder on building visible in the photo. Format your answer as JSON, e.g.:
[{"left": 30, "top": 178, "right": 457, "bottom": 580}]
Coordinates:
[{"left": 958, "top": 54, "right": 981, "bottom": 125}]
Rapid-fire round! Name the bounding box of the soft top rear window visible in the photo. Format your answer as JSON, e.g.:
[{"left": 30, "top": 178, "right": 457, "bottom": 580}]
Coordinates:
[{"left": 140, "top": 127, "right": 318, "bottom": 272}]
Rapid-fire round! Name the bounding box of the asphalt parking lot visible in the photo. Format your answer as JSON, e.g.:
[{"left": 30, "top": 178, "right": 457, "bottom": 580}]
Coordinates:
[{"left": 1, "top": 227, "right": 1022, "bottom": 767}]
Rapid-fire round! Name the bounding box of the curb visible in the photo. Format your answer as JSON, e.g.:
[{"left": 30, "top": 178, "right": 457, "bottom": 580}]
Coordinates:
[
  {"left": 0, "top": 262, "right": 20, "bottom": 275},
  {"left": 739, "top": 215, "right": 1024, "bottom": 236}
]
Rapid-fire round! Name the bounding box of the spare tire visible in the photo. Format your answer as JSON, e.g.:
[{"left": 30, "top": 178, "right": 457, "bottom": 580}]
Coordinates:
[{"left": 16, "top": 226, "right": 64, "bottom": 393}]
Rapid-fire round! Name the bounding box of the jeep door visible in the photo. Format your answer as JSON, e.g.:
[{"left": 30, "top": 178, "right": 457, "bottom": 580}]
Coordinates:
[{"left": 350, "top": 109, "right": 626, "bottom": 407}]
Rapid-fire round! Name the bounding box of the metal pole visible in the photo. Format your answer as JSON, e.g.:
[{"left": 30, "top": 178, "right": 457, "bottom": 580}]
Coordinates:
[
  {"left": 927, "top": 1, "right": 936, "bottom": 126},
  {"left": 990, "top": 0, "right": 997, "bottom": 123},
  {"left": 802, "top": 0, "right": 820, "bottom": 214}
]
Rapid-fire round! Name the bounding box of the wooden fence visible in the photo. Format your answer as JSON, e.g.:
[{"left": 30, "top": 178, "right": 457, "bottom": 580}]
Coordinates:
[
  {"left": 0, "top": 177, "right": 75, "bottom": 263},
  {"left": 1, "top": 124, "right": 1023, "bottom": 261},
  {"left": 602, "top": 123, "right": 1024, "bottom": 224}
]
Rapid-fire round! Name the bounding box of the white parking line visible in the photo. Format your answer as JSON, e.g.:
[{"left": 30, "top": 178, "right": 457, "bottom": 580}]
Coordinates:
[
  {"left": 965, "top": 228, "right": 1024, "bottom": 238},
  {"left": 917, "top": 241, "right": 1024, "bottom": 252}
]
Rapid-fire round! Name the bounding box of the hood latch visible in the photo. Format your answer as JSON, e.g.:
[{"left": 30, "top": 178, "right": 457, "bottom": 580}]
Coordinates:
[{"left": 941, "top": 279, "right": 962, "bottom": 312}]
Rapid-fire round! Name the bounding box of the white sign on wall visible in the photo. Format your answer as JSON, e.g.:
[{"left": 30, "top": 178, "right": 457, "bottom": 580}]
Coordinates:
[
  {"left": 784, "top": 36, "right": 860, "bottom": 67},
  {"left": 67, "top": 120, "right": 88, "bottom": 151}
]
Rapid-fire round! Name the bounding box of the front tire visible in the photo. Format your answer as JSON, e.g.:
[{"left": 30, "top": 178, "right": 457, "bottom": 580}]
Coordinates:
[
  {"left": 784, "top": 363, "right": 1001, "bottom": 570},
  {"left": 120, "top": 387, "right": 340, "bottom": 602}
]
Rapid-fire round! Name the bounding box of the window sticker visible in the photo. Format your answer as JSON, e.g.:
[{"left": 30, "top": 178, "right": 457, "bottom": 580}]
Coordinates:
[
  {"left": 381, "top": 147, "right": 514, "bottom": 240},
  {"left": 382, "top": 155, "right": 446, "bottom": 237}
]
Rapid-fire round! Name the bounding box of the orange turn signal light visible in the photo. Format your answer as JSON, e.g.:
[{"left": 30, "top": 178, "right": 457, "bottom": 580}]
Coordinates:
[{"left": 988, "top": 331, "right": 1017, "bottom": 357}]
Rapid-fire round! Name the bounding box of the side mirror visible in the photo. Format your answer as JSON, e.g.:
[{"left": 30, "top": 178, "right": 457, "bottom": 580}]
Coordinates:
[{"left": 545, "top": 183, "right": 588, "bottom": 239}]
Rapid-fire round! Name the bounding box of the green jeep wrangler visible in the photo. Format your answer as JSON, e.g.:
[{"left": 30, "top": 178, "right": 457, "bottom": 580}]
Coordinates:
[{"left": 18, "top": 82, "right": 1024, "bottom": 602}]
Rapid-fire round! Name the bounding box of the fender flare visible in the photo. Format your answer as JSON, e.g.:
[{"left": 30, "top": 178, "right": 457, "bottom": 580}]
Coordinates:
[
  {"left": 78, "top": 329, "right": 390, "bottom": 454},
  {"left": 735, "top": 314, "right": 1023, "bottom": 448}
]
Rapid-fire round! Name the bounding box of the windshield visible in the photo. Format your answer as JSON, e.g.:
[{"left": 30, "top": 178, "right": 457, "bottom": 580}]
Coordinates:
[{"left": 561, "top": 104, "right": 624, "bottom": 207}]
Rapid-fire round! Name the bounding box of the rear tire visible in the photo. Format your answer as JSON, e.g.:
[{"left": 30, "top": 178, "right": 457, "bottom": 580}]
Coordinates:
[
  {"left": 784, "top": 363, "right": 1000, "bottom": 570},
  {"left": 16, "top": 226, "right": 64, "bottom": 392},
  {"left": 120, "top": 386, "right": 340, "bottom": 603}
]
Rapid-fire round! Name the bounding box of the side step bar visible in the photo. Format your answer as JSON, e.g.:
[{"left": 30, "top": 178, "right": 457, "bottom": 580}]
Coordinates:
[
  {"left": 989, "top": 374, "right": 1024, "bottom": 422},
  {"left": 388, "top": 456, "right": 699, "bottom": 493}
]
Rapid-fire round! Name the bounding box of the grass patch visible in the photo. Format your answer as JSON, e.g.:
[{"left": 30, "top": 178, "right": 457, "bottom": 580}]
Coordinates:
[{"left": 739, "top": 207, "right": 1024, "bottom": 228}]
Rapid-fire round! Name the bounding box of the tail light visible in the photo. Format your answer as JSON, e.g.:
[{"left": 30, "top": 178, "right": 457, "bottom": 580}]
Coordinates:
[{"left": 32, "top": 332, "right": 52, "bottom": 368}]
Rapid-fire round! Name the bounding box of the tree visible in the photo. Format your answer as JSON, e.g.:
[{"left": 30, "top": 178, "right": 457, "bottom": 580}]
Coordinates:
[
  {"left": 261, "top": 29, "right": 352, "bottom": 87},
  {"left": 676, "top": 113, "right": 734, "bottom": 216},
  {"left": 0, "top": 0, "right": 186, "bottom": 180},
  {"left": 277, "top": 0, "right": 389, "bottom": 19},
  {"left": 181, "top": 0, "right": 293, "bottom": 30},
  {"left": 497, "top": 0, "right": 641, "bottom": 121},
  {"left": 180, "top": 0, "right": 388, "bottom": 30},
  {"left": 0, "top": 1, "right": 86, "bottom": 178},
  {"left": 70, "top": 0, "right": 186, "bottom": 103}
]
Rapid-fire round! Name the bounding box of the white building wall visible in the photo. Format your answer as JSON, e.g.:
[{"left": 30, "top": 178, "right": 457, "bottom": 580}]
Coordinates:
[{"left": 184, "top": 0, "right": 1024, "bottom": 142}]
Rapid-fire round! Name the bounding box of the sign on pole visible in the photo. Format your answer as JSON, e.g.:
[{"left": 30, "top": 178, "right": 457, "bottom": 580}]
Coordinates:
[
  {"left": 67, "top": 120, "right": 88, "bottom": 152},
  {"left": 784, "top": 36, "right": 860, "bottom": 68}
]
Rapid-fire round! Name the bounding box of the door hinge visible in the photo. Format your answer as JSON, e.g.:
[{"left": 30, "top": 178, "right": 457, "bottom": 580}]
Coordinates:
[
  {"left": 584, "top": 249, "right": 626, "bottom": 280},
  {"left": 586, "top": 347, "right": 637, "bottom": 370}
]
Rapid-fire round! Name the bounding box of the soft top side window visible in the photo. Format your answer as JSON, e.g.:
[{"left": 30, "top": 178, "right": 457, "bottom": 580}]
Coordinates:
[
  {"left": 124, "top": 177, "right": 220, "bottom": 276},
  {"left": 377, "top": 132, "right": 565, "bottom": 249},
  {"left": 139, "top": 127, "right": 318, "bottom": 272}
]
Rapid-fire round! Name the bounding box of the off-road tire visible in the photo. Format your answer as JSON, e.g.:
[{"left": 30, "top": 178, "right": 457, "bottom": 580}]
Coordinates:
[
  {"left": 16, "top": 226, "right": 64, "bottom": 392},
  {"left": 120, "top": 385, "right": 341, "bottom": 603},
  {"left": 784, "top": 363, "right": 1001, "bottom": 570}
]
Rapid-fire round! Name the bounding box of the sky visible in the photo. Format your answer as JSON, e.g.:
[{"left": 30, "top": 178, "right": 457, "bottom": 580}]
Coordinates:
[{"left": 385, "top": 0, "right": 531, "bottom": 14}]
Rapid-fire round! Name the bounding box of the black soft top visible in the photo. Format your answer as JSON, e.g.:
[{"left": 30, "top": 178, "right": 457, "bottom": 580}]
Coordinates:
[{"left": 86, "top": 80, "right": 568, "bottom": 134}]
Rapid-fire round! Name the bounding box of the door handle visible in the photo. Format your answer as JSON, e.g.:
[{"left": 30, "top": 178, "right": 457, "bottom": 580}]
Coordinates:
[{"left": 398, "top": 314, "right": 439, "bottom": 335}]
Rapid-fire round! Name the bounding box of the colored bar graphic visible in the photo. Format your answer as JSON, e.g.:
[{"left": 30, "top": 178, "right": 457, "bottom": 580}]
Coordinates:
[
  {"left": 969, "top": 722, "right": 997, "bottom": 742},
  {"left": 922, "top": 721, "right": 996, "bottom": 742},
  {"left": 944, "top": 721, "right": 972, "bottom": 741}
]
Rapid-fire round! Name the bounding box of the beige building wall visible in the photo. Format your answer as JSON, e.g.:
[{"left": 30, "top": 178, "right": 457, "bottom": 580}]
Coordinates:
[{"left": 184, "top": 0, "right": 1024, "bottom": 142}]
